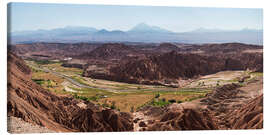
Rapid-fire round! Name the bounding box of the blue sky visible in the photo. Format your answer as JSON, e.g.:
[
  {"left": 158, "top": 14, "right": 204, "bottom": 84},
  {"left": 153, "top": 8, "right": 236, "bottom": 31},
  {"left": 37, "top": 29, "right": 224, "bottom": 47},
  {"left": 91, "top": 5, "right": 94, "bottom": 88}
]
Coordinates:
[{"left": 8, "top": 3, "right": 263, "bottom": 32}]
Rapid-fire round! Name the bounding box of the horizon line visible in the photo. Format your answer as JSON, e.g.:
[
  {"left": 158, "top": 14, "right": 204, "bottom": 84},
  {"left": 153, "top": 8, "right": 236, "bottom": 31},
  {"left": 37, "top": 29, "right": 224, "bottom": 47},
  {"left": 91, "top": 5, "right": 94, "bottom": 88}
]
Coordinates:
[{"left": 10, "top": 23, "right": 263, "bottom": 33}]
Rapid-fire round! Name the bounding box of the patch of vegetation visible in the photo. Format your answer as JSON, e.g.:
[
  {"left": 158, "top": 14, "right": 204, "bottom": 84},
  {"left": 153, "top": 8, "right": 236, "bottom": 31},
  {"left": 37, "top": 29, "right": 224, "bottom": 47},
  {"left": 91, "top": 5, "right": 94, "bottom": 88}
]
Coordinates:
[
  {"left": 47, "top": 80, "right": 53, "bottom": 88},
  {"left": 134, "top": 88, "right": 211, "bottom": 111},
  {"left": 70, "top": 76, "right": 91, "bottom": 87},
  {"left": 73, "top": 93, "right": 88, "bottom": 101},
  {"left": 34, "top": 59, "right": 60, "bottom": 65},
  {"left": 152, "top": 88, "right": 210, "bottom": 95},
  {"left": 32, "top": 79, "right": 45, "bottom": 85},
  {"left": 73, "top": 93, "right": 108, "bottom": 102},
  {"left": 177, "top": 100, "right": 183, "bottom": 103},
  {"left": 137, "top": 94, "right": 175, "bottom": 109},
  {"left": 70, "top": 86, "right": 114, "bottom": 96},
  {"left": 168, "top": 99, "right": 176, "bottom": 103},
  {"left": 151, "top": 99, "right": 171, "bottom": 107},
  {"left": 110, "top": 101, "right": 116, "bottom": 109},
  {"left": 30, "top": 67, "right": 43, "bottom": 73},
  {"left": 154, "top": 93, "right": 160, "bottom": 98}
]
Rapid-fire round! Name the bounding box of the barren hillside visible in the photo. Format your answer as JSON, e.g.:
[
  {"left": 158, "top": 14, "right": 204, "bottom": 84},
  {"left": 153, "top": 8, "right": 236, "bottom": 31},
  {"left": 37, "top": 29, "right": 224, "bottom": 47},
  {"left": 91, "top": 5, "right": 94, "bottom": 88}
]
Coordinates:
[{"left": 7, "top": 52, "right": 133, "bottom": 132}]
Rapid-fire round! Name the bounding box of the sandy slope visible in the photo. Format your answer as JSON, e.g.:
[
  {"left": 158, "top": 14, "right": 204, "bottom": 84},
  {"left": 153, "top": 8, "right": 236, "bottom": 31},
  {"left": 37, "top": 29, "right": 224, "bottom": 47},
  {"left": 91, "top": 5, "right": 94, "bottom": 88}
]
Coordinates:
[{"left": 7, "top": 116, "right": 55, "bottom": 133}]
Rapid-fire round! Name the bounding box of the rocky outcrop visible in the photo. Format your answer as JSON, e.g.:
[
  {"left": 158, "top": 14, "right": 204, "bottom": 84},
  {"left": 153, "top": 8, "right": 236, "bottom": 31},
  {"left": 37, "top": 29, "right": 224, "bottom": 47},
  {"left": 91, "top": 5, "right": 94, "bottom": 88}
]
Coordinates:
[
  {"left": 79, "top": 43, "right": 141, "bottom": 60},
  {"left": 84, "top": 51, "right": 223, "bottom": 85},
  {"left": 147, "top": 108, "right": 218, "bottom": 131},
  {"left": 155, "top": 43, "right": 180, "bottom": 53},
  {"left": 228, "top": 95, "right": 263, "bottom": 129},
  {"left": 179, "top": 43, "right": 263, "bottom": 54},
  {"left": 134, "top": 82, "right": 263, "bottom": 131},
  {"left": 9, "top": 43, "right": 100, "bottom": 59},
  {"left": 84, "top": 50, "right": 263, "bottom": 86},
  {"left": 200, "top": 83, "right": 263, "bottom": 129},
  {"left": 199, "top": 43, "right": 262, "bottom": 54},
  {"left": 7, "top": 52, "right": 133, "bottom": 132},
  {"left": 7, "top": 42, "right": 264, "bottom": 132},
  {"left": 134, "top": 104, "right": 218, "bottom": 131}
]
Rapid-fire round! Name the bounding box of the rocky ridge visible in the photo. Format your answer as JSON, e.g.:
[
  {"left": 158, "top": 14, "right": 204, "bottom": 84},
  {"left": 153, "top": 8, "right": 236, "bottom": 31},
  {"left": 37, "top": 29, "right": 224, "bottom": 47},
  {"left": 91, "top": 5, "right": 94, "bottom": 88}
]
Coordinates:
[{"left": 7, "top": 52, "right": 133, "bottom": 132}]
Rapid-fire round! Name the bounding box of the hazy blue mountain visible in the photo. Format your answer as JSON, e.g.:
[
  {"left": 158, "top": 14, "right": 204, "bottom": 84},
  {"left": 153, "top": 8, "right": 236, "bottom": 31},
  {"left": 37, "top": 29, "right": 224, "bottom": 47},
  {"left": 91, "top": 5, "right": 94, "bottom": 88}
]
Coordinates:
[
  {"left": 91, "top": 29, "right": 129, "bottom": 41},
  {"left": 190, "top": 28, "right": 231, "bottom": 33},
  {"left": 177, "top": 29, "right": 263, "bottom": 45},
  {"left": 190, "top": 27, "right": 262, "bottom": 33},
  {"left": 12, "top": 26, "right": 98, "bottom": 36},
  {"left": 9, "top": 23, "right": 263, "bottom": 45},
  {"left": 128, "top": 23, "right": 172, "bottom": 33},
  {"left": 94, "top": 29, "right": 127, "bottom": 35}
]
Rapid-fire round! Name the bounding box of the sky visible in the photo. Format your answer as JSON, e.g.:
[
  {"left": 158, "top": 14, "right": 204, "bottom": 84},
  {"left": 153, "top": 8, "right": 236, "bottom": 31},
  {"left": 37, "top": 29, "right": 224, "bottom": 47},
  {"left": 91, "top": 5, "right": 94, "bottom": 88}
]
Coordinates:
[{"left": 8, "top": 3, "right": 263, "bottom": 32}]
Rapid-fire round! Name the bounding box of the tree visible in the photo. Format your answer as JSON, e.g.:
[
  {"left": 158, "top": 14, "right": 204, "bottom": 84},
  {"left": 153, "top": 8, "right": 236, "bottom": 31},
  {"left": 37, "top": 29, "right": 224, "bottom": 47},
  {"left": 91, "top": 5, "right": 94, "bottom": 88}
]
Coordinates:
[
  {"left": 130, "top": 106, "right": 134, "bottom": 113},
  {"left": 161, "top": 98, "right": 166, "bottom": 102},
  {"left": 216, "top": 80, "right": 220, "bottom": 86},
  {"left": 110, "top": 101, "right": 116, "bottom": 109},
  {"left": 202, "top": 81, "right": 205, "bottom": 86},
  {"left": 155, "top": 93, "right": 160, "bottom": 98},
  {"left": 168, "top": 99, "right": 176, "bottom": 103},
  {"left": 177, "top": 100, "right": 182, "bottom": 103}
]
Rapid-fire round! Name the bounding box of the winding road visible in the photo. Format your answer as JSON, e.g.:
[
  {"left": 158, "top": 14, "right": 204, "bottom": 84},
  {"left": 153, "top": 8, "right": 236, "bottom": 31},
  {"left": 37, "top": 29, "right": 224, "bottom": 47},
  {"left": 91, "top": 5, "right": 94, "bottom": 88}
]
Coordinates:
[
  {"left": 28, "top": 63, "right": 132, "bottom": 93},
  {"left": 27, "top": 62, "right": 199, "bottom": 94}
]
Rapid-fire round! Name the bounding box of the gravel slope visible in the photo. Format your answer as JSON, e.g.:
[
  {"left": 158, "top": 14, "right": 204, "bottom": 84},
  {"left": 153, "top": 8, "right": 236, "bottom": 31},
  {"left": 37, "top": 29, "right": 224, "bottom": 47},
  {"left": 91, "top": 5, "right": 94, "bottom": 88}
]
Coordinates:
[{"left": 7, "top": 116, "right": 55, "bottom": 134}]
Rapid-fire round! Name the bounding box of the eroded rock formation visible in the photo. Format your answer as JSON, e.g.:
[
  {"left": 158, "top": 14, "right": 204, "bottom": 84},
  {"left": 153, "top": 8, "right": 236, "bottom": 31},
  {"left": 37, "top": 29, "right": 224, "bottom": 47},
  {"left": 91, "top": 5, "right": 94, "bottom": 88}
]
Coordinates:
[{"left": 7, "top": 52, "right": 133, "bottom": 132}]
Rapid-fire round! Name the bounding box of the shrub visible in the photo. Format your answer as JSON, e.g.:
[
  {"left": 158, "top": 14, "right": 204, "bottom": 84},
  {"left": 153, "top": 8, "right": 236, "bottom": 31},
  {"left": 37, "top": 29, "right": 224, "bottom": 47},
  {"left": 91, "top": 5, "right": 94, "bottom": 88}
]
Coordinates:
[
  {"left": 47, "top": 80, "right": 53, "bottom": 88},
  {"left": 177, "top": 100, "right": 182, "bottom": 103},
  {"left": 110, "top": 101, "right": 116, "bottom": 109},
  {"left": 88, "top": 96, "right": 99, "bottom": 101},
  {"left": 34, "top": 59, "right": 59, "bottom": 65},
  {"left": 102, "top": 103, "right": 109, "bottom": 108},
  {"left": 152, "top": 100, "right": 170, "bottom": 107},
  {"left": 74, "top": 93, "right": 79, "bottom": 98},
  {"left": 73, "top": 94, "right": 88, "bottom": 101},
  {"left": 32, "top": 79, "right": 45, "bottom": 85},
  {"left": 201, "top": 81, "right": 205, "bottom": 86},
  {"left": 161, "top": 98, "right": 166, "bottom": 102},
  {"left": 168, "top": 99, "right": 176, "bottom": 103},
  {"left": 79, "top": 96, "right": 88, "bottom": 101},
  {"left": 155, "top": 93, "right": 160, "bottom": 98},
  {"left": 130, "top": 106, "right": 134, "bottom": 113},
  {"left": 216, "top": 80, "right": 220, "bottom": 86}
]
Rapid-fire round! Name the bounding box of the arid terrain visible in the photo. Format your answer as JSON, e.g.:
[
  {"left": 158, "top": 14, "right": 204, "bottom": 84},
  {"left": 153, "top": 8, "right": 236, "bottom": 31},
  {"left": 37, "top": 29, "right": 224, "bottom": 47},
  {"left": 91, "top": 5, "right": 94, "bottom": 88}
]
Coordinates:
[{"left": 7, "top": 42, "right": 263, "bottom": 133}]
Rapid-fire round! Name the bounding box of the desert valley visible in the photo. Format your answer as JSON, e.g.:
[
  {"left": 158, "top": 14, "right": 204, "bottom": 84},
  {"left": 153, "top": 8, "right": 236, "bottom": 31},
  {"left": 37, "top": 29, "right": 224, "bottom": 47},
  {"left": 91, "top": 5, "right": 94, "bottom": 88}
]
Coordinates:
[
  {"left": 6, "top": 3, "right": 264, "bottom": 133},
  {"left": 7, "top": 42, "right": 263, "bottom": 132}
]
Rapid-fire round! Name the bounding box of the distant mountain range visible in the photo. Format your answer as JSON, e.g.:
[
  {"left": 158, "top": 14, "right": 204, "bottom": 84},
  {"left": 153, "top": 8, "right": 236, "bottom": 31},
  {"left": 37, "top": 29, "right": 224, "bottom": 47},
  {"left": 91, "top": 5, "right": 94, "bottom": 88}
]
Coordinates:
[{"left": 9, "top": 23, "right": 263, "bottom": 45}]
